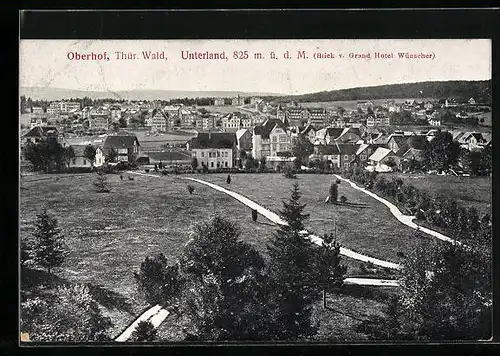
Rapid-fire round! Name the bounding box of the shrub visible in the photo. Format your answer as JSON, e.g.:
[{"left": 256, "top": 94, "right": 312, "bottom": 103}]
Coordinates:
[
  {"left": 93, "top": 171, "right": 110, "bottom": 193},
  {"left": 145, "top": 168, "right": 150, "bottom": 173},
  {"left": 282, "top": 163, "right": 297, "bottom": 179},
  {"left": 128, "top": 176, "right": 135, "bottom": 181},
  {"left": 251, "top": 209, "right": 258, "bottom": 222},
  {"left": 329, "top": 182, "right": 338, "bottom": 202},
  {"left": 187, "top": 184, "right": 195, "bottom": 194},
  {"left": 340, "top": 195, "right": 347, "bottom": 203},
  {"left": 191, "top": 157, "right": 198, "bottom": 170},
  {"left": 65, "top": 167, "right": 92, "bottom": 174},
  {"left": 161, "top": 170, "right": 168, "bottom": 175},
  {"left": 130, "top": 320, "right": 157, "bottom": 342}
]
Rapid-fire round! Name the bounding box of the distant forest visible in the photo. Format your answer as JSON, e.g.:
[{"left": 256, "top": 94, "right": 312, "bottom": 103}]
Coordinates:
[{"left": 265, "top": 80, "right": 492, "bottom": 104}]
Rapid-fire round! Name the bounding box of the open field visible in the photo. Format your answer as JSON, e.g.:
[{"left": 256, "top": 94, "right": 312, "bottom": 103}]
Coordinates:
[
  {"left": 196, "top": 173, "right": 436, "bottom": 264},
  {"left": 20, "top": 173, "right": 278, "bottom": 337},
  {"left": 20, "top": 170, "right": 424, "bottom": 341},
  {"left": 384, "top": 173, "right": 492, "bottom": 216}
]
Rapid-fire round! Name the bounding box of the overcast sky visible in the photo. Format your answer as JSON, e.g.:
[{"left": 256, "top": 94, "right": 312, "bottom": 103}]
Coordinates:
[{"left": 19, "top": 39, "right": 491, "bottom": 95}]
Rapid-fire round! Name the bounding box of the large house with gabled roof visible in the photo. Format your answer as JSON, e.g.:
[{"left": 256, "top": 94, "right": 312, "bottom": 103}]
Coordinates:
[
  {"left": 187, "top": 132, "right": 237, "bottom": 170},
  {"left": 103, "top": 135, "right": 141, "bottom": 162},
  {"left": 252, "top": 118, "right": 292, "bottom": 159},
  {"left": 68, "top": 144, "right": 105, "bottom": 169}
]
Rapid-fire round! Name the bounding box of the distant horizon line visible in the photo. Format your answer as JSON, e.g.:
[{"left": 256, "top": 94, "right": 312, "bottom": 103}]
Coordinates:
[{"left": 20, "top": 78, "right": 491, "bottom": 98}]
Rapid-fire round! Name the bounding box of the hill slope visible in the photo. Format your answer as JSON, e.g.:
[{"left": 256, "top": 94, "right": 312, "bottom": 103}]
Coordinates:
[{"left": 271, "top": 80, "right": 491, "bottom": 104}]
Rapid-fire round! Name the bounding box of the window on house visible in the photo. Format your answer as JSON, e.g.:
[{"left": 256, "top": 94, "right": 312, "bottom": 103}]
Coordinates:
[
  {"left": 83, "top": 160, "right": 87, "bottom": 165},
  {"left": 344, "top": 163, "right": 350, "bottom": 168},
  {"left": 225, "top": 161, "right": 228, "bottom": 167},
  {"left": 201, "top": 152, "right": 204, "bottom": 157},
  {"left": 72, "top": 158, "right": 76, "bottom": 165},
  {"left": 272, "top": 136, "right": 277, "bottom": 142},
  {"left": 344, "top": 155, "right": 349, "bottom": 160},
  {"left": 211, "top": 162, "right": 214, "bottom": 168},
  {"left": 272, "top": 144, "right": 277, "bottom": 151},
  {"left": 217, "top": 151, "right": 220, "bottom": 157}
]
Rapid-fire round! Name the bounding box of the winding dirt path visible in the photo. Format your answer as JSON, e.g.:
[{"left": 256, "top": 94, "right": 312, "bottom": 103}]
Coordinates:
[
  {"left": 180, "top": 176, "right": 401, "bottom": 271},
  {"left": 114, "top": 171, "right": 402, "bottom": 342},
  {"left": 333, "top": 174, "right": 464, "bottom": 246}
]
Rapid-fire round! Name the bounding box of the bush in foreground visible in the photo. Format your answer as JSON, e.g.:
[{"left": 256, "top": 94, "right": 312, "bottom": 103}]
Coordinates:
[
  {"left": 130, "top": 320, "right": 157, "bottom": 342},
  {"left": 21, "top": 284, "right": 113, "bottom": 342}
]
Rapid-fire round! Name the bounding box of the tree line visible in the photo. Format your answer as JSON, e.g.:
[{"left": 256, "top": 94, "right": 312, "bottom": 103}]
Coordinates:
[
  {"left": 343, "top": 167, "right": 491, "bottom": 247},
  {"left": 270, "top": 80, "right": 491, "bottom": 105}
]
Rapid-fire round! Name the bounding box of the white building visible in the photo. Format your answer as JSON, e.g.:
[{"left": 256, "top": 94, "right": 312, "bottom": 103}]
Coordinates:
[
  {"left": 68, "top": 145, "right": 105, "bottom": 168},
  {"left": 188, "top": 132, "right": 237, "bottom": 170},
  {"left": 252, "top": 118, "right": 291, "bottom": 159}
]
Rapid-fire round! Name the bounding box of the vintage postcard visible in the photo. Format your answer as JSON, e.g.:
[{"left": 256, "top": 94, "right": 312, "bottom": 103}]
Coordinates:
[{"left": 19, "top": 38, "right": 492, "bottom": 343}]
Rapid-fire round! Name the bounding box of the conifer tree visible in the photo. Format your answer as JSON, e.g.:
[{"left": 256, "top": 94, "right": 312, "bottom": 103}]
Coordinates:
[
  {"left": 266, "top": 182, "right": 319, "bottom": 340},
  {"left": 93, "top": 171, "right": 110, "bottom": 193},
  {"left": 32, "top": 208, "right": 67, "bottom": 274},
  {"left": 279, "top": 182, "right": 309, "bottom": 232},
  {"left": 316, "top": 232, "right": 347, "bottom": 308}
]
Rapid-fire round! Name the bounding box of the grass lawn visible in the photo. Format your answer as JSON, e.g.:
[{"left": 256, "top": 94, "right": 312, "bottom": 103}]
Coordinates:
[
  {"left": 20, "top": 171, "right": 408, "bottom": 342},
  {"left": 385, "top": 172, "right": 492, "bottom": 216},
  {"left": 196, "top": 173, "right": 432, "bottom": 265},
  {"left": 20, "top": 172, "right": 276, "bottom": 338}
]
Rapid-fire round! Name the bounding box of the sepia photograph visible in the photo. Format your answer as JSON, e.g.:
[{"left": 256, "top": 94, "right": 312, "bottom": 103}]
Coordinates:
[{"left": 19, "top": 38, "right": 492, "bottom": 344}]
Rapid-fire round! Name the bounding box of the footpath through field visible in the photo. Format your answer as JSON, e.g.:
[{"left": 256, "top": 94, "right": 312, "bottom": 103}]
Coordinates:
[
  {"left": 333, "top": 175, "right": 464, "bottom": 246},
  {"left": 116, "top": 171, "right": 400, "bottom": 341},
  {"left": 180, "top": 176, "right": 401, "bottom": 270}
]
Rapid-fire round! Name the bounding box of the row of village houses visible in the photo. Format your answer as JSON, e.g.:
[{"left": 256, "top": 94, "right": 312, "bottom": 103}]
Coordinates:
[
  {"left": 28, "top": 95, "right": 484, "bottom": 137},
  {"left": 276, "top": 98, "right": 483, "bottom": 129},
  {"left": 27, "top": 102, "right": 447, "bottom": 136},
  {"left": 29, "top": 104, "right": 267, "bottom": 133},
  {"left": 22, "top": 116, "right": 491, "bottom": 172}
]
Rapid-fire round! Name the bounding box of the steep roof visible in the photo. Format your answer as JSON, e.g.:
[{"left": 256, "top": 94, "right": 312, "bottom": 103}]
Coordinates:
[
  {"left": 356, "top": 143, "right": 369, "bottom": 155},
  {"left": 314, "top": 144, "right": 341, "bottom": 155},
  {"left": 324, "top": 127, "right": 344, "bottom": 139},
  {"left": 336, "top": 143, "right": 359, "bottom": 155},
  {"left": 452, "top": 131, "right": 464, "bottom": 141},
  {"left": 189, "top": 132, "right": 236, "bottom": 149},
  {"left": 369, "top": 147, "right": 393, "bottom": 162},
  {"left": 338, "top": 127, "right": 362, "bottom": 140},
  {"left": 470, "top": 133, "right": 485, "bottom": 142},
  {"left": 236, "top": 128, "right": 249, "bottom": 140},
  {"left": 103, "top": 135, "right": 140, "bottom": 149},
  {"left": 70, "top": 144, "right": 91, "bottom": 157},
  {"left": 388, "top": 134, "right": 408, "bottom": 146},
  {"left": 23, "top": 126, "right": 59, "bottom": 138},
  {"left": 301, "top": 124, "right": 316, "bottom": 135},
  {"left": 254, "top": 118, "right": 286, "bottom": 139}
]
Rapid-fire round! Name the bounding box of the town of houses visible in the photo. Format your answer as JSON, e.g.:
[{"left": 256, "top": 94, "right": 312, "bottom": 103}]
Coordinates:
[{"left": 21, "top": 95, "right": 491, "bottom": 174}]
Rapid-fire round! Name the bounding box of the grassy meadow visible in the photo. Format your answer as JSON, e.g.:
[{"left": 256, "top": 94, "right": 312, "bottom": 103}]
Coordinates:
[
  {"left": 21, "top": 171, "right": 421, "bottom": 341},
  {"left": 385, "top": 172, "right": 492, "bottom": 216},
  {"left": 198, "top": 173, "right": 434, "bottom": 264},
  {"left": 20, "top": 172, "right": 276, "bottom": 337}
]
